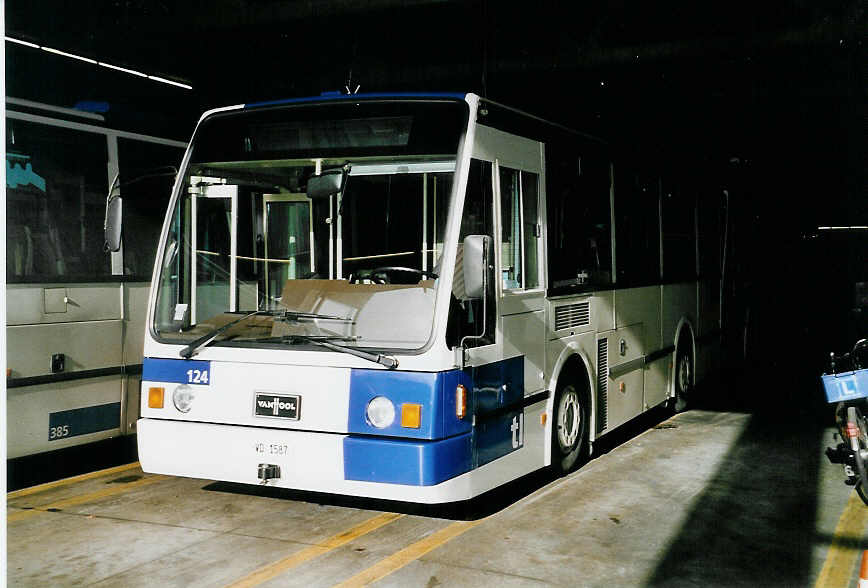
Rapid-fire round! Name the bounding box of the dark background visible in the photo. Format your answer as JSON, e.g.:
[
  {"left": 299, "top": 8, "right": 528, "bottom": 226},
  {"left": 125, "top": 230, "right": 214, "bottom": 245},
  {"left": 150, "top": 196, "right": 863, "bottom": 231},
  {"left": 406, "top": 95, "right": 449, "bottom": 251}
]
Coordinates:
[
  {"left": 6, "top": 8, "right": 866, "bottom": 582},
  {"left": 6, "top": 0, "right": 867, "bottom": 382}
]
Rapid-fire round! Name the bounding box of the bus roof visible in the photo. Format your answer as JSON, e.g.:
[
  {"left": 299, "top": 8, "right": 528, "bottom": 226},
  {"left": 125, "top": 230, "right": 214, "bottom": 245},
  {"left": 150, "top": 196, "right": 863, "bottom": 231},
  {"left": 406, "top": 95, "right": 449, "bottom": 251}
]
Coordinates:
[
  {"left": 244, "top": 92, "right": 468, "bottom": 109},
  {"left": 211, "top": 93, "right": 610, "bottom": 150}
]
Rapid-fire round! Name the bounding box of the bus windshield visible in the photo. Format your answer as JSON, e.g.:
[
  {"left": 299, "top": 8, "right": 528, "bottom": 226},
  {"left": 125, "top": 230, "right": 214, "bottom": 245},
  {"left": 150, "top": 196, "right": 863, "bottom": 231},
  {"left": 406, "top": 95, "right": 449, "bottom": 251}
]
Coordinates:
[{"left": 153, "top": 99, "right": 467, "bottom": 352}]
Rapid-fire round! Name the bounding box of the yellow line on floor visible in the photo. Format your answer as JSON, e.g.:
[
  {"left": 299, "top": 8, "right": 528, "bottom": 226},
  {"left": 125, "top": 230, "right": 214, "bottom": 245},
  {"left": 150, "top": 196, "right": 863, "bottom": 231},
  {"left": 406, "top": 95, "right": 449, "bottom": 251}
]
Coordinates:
[
  {"left": 7, "top": 462, "right": 142, "bottom": 499},
  {"left": 226, "top": 512, "right": 404, "bottom": 588},
  {"left": 333, "top": 519, "right": 482, "bottom": 588},
  {"left": 7, "top": 474, "right": 165, "bottom": 523},
  {"left": 814, "top": 490, "right": 868, "bottom": 588}
]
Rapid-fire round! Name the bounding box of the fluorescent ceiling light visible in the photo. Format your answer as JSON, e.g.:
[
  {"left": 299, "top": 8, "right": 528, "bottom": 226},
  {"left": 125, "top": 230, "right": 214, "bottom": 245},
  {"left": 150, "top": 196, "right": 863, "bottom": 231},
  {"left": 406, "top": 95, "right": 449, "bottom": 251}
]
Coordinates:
[
  {"left": 147, "top": 75, "right": 193, "bottom": 90},
  {"left": 5, "top": 36, "right": 39, "bottom": 49},
  {"left": 98, "top": 61, "right": 148, "bottom": 77},
  {"left": 41, "top": 46, "right": 98, "bottom": 64},
  {"left": 6, "top": 35, "right": 192, "bottom": 90}
]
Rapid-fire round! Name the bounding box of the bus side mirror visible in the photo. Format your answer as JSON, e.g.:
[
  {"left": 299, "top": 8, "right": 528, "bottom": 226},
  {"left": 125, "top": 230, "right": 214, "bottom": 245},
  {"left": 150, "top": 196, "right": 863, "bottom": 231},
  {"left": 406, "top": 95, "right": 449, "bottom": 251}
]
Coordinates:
[
  {"left": 463, "top": 234, "right": 490, "bottom": 299},
  {"left": 104, "top": 195, "right": 123, "bottom": 252},
  {"left": 306, "top": 169, "right": 344, "bottom": 199}
]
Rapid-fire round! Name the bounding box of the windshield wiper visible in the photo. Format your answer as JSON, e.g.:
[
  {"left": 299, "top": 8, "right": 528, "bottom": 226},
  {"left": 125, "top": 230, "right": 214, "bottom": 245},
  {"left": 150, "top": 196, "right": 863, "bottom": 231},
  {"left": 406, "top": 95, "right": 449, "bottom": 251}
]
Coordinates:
[
  {"left": 243, "top": 334, "right": 359, "bottom": 345},
  {"left": 287, "top": 334, "right": 399, "bottom": 370},
  {"left": 276, "top": 311, "right": 354, "bottom": 323},
  {"left": 179, "top": 309, "right": 353, "bottom": 359},
  {"left": 180, "top": 310, "right": 271, "bottom": 359}
]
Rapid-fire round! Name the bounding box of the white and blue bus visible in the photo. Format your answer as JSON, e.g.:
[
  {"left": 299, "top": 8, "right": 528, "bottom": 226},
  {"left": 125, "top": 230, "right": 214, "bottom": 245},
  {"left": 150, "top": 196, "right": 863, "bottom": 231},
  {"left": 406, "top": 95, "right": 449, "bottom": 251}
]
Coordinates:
[
  {"left": 135, "top": 92, "right": 724, "bottom": 503},
  {"left": 6, "top": 97, "right": 186, "bottom": 487}
]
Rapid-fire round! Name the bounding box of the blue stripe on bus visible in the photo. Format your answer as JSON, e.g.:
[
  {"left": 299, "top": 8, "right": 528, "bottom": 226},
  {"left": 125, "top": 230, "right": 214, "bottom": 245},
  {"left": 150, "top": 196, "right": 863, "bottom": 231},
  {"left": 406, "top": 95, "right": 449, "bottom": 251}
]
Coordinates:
[
  {"left": 142, "top": 358, "right": 211, "bottom": 385},
  {"left": 344, "top": 358, "right": 527, "bottom": 485},
  {"left": 245, "top": 92, "right": 467, "bottom": 109},
  {"left": 471, "top": 356, "right": 525, "bottom": 467},
  {"left": 347, "top": 368, "right": 473, "bottom": 440},
  {"left": 48, "top": 402, "right": 121, "bottom": 440},
  {"left": 343, "top": 431, "right": 472, "bottom": 486}
]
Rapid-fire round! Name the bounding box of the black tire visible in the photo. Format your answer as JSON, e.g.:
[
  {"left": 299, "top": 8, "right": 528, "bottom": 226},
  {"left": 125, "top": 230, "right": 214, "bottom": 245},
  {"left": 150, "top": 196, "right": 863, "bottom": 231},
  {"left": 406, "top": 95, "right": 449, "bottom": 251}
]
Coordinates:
[
  {"left": 669, "top": 339, "right": 693, "bottom": 413},
  {"left": 849, "top": 405, "right": 868, "bottom": 506},
  {"left": 857, "top": 481, "right": 868, "bottom": 506},
  {"left": 551, "top": 378, "right": 589, "bottom": 475}
]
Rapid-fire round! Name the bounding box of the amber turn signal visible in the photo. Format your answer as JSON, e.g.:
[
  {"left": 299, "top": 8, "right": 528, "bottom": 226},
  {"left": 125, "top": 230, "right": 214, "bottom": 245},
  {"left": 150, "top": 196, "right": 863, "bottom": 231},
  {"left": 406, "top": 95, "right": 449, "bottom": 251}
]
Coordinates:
[
  {"left": 455, "top": 384, "right": 467, "bottom": 419},
  {"left": 401, "top": 403, "right": 422, "bottom": 428},
  {"left": 148, "top": 387, "right": 165, "bottom": 409}
]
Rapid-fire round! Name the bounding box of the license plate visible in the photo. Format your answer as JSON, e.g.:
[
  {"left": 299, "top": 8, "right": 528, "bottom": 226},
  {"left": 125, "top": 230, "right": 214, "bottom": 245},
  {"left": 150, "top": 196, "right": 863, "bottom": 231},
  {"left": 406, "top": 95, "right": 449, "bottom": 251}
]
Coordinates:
[
  {"left": 254, "top": 442, "right": 289, "bottom": 456},
  {"left": 254, "top": 393, "right": 301, "bottom": 420}
]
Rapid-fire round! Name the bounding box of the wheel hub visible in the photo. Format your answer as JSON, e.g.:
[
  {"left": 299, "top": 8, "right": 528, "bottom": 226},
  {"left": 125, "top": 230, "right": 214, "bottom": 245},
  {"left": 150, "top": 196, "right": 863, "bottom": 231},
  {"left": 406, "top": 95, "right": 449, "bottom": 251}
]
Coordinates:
[
  {"left": 558, "top": 387, "right": 581, "bottom": 452},
  {"left": 678, "top": 354, "right": 691, "bottom": 392}
]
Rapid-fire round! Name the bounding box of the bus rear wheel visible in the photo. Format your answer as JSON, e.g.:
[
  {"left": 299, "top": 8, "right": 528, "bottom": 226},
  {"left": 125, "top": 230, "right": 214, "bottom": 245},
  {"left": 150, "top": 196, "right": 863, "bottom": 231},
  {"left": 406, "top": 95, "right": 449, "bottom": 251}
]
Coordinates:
[
  {"left": 670, "top": 341, "right": 693, "bottom": 413},
  {"left": 552, "top": 380, "right": 589, "bottom": 474}
]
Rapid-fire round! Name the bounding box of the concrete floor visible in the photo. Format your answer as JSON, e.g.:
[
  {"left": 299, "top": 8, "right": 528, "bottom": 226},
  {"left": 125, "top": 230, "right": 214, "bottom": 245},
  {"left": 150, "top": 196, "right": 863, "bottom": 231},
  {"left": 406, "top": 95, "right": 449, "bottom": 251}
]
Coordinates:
[{"left": 7, "top": 395, "right": 868, "bottom": 587}]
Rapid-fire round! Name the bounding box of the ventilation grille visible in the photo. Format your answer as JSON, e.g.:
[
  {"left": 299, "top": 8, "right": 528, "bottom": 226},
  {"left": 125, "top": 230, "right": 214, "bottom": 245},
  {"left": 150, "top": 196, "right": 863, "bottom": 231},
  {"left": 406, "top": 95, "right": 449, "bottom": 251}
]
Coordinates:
[
  {"left": 596, "top": 338, "right": 609, "bottom": 434},
  {"left": 554, "top": 301, "right": 591, "bottom": 330}
]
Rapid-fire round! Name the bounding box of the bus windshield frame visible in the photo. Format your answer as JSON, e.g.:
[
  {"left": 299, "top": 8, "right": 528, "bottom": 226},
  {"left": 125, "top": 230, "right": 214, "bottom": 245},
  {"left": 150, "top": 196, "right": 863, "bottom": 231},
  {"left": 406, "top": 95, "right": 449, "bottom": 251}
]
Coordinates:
[{"left": 151, "top": 97, "right": 469, "bottom": 355}]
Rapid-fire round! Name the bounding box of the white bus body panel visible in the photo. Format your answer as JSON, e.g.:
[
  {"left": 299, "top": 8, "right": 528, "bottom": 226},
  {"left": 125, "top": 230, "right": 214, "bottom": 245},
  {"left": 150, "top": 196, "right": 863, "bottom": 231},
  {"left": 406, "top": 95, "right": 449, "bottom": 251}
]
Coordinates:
[
  {"left": 6, "top": 282, "right": 146, "bottom": 457},
  {"left": 138, "top": 398, "right": 547, "bottom": 504},
  {"left": 662, "top": 283, "right": 697, "bottom": 349},
  {"left": 614, "top": 286, "right": 662, "bottom": 352},
  {"left": 141, "top": 362, "right": 352, "bottom": 432},
  {"left": 8, "top": 377, "right": 124, "bottom": 459}
]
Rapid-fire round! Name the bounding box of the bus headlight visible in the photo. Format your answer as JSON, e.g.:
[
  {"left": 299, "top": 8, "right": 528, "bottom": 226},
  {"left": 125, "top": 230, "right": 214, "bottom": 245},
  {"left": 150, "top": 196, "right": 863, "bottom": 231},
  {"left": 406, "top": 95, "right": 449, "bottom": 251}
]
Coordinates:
[
  {"left": 366, "top": 396, "right": 395, "bottom": 428},
  {"left": 173, "top": 384, "right": 195, "bottom": 413}
]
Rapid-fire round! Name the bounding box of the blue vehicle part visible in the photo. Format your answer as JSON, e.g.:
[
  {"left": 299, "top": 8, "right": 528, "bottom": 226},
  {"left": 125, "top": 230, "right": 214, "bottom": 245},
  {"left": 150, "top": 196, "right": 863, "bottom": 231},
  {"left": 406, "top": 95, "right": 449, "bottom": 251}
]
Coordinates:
[
  {"left": 471, "top": 356, "right": 525, "bottom": 467},
  {"left": 343, "top": 431, "right": 472, "bottom": 486},
  {"left": 822, "top": 370, "right": 868, "bottom": 403},
  {"left": 49, "top": 402, "right": 121, "bottom": 440},
  {"left": 347, "top": 368, "right": 472, "bottom": 440},
  {"left": 142, "top": 358, "right": 212, "bottom": 385},
  {"left": 346, "top": 357, "right": 529, "bottom": 485}
]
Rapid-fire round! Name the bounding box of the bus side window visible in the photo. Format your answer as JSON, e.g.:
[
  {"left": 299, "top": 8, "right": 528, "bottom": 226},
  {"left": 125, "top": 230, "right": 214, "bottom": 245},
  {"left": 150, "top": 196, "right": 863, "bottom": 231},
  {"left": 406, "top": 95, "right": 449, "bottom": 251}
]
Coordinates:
[
  {"left": 521, "top": 171, "right": 540, "bottom": 289},
  {"left": 500, "top": 167, "right": 540, "bottom": 290},
  {"left": 697, "top": 189, "right": 722, "bottom": 279},
  {"left": 661, "top": 180, "right": 697, "bottom": 281},
  {"left": 546, "top": 147, "right": 613, "bottom": 288},
  {"left": 117, "top": 138, "right": 184, "bottom": 278},
  {"left": 614, "top": 167, "right": 660, "bottom": 285},
  {"left": 6, "top": 119, "right": 109, "bottom": 280},
  {"left": 446, "top": 159, "right": 496, "bottom": 349}
]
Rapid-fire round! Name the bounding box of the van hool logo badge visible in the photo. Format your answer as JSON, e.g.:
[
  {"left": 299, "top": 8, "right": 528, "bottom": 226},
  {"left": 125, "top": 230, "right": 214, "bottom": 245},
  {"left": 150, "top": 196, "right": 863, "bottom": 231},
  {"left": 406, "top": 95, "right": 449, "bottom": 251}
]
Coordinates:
[{"left": 254, "top": 393, "right": 300, "bottom": 419}]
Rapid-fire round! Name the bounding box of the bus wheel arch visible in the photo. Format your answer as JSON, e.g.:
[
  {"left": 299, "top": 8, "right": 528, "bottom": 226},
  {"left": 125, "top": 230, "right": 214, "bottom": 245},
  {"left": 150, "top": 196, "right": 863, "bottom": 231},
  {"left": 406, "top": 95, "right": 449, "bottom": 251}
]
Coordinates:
[
  {"left": 550, "top": 354, "right": 592, "bottom": 474},
  {"left": 670, "top": 319, "right": 696, "bottom": 412}
]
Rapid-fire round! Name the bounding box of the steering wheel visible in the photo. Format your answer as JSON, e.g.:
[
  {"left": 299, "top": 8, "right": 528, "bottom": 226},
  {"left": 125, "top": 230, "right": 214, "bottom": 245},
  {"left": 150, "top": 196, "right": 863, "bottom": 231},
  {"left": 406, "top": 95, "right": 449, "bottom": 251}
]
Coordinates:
[
  {"left": 371, "top": 266, "right": 439, "bottom": 283},
  {"left": 348, "top": 269, "right": 388, "bottom": 284}
]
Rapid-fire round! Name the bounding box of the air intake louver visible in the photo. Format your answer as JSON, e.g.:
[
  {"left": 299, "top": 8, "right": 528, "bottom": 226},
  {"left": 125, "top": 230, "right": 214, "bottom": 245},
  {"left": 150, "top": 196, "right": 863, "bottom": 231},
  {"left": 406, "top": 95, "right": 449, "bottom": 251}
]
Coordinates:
[
  {"left": 554, "top": 301, "right": 591, "bottom": 331},
  {"left": 597, "top": 338, "right": 608, "bottom": 434}
]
